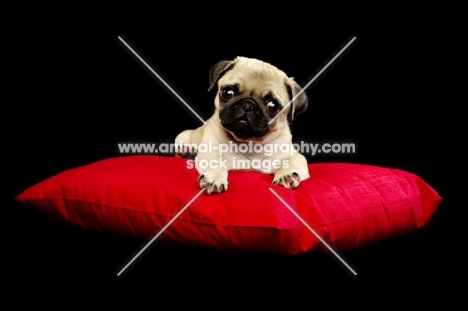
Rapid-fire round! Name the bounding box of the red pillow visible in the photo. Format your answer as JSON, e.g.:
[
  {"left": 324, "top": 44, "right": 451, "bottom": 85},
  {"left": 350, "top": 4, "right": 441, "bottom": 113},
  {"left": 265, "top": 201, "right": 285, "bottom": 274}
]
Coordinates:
[{"left": 15, "top": 155, "right": 441, "bottom": 254}]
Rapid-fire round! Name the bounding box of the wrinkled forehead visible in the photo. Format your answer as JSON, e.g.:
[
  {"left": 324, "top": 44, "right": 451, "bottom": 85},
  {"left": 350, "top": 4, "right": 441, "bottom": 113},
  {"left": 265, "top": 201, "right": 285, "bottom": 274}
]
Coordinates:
[{"left": 218, "top": 60, "right": 290, "bottom": 99}]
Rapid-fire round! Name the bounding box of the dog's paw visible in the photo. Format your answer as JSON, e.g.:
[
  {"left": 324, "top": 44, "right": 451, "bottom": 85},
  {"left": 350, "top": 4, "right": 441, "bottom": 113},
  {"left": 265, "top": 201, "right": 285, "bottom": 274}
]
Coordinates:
[
  {"left": 272, "top": 171, "right": 301, "bottom": 189},
  {"left": 198, "top": 171, "right": 228, "bottom": 194}
]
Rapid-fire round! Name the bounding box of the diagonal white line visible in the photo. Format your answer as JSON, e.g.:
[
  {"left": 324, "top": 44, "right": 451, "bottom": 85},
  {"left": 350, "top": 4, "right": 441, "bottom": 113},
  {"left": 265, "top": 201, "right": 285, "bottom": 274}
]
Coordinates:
[
  {"left": 117, "top": 188, "right": 206, "bottom": 276},
  {"left": 118, "top": 36, "right": 206, "bottom": 125},
  {"left": 268, "top": 188, "right": 357, "bottom": 276},
  {"left": 269, "top": 37, "right": 356, "bottom": 124}
]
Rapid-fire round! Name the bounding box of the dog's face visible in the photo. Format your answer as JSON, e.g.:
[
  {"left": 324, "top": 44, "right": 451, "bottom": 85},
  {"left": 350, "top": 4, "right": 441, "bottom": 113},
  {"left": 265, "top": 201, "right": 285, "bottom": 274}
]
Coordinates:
[{"left": 208, "top": 56, "right": 308, "bottom": 142}]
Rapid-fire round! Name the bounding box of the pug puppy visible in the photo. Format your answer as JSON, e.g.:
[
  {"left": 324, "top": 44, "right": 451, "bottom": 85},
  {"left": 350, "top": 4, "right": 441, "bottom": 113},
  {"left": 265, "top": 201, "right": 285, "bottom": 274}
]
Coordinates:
[{"left": 175, "top": 56, "right": 309, "bottom": 194}]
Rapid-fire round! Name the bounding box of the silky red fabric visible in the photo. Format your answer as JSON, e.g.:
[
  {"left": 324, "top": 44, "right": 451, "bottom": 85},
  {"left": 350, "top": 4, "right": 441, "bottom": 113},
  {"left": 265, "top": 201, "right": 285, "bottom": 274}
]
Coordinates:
[{"left": 15, "top": 156, "right": 441, "bottom": 254}]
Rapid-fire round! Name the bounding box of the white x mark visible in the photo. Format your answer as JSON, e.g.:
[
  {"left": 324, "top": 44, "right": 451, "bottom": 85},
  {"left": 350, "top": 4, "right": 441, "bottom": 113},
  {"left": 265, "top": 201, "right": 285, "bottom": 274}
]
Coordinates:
[{"left": 116, "top": 36, "right": 357, "bottom": 277}]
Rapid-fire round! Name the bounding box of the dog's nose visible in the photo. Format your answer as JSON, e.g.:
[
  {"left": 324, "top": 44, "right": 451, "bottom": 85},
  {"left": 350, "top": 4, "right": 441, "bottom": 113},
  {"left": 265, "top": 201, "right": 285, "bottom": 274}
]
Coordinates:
[{"left": 240, "top": 99, "right": 257, "bottom": 111}]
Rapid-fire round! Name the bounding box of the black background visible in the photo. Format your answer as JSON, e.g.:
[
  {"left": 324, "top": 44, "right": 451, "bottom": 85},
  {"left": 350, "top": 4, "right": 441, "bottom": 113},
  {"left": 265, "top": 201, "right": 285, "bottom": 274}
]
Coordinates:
[{"left": 6, "top": 6, "right": 462, "bottom": 304}]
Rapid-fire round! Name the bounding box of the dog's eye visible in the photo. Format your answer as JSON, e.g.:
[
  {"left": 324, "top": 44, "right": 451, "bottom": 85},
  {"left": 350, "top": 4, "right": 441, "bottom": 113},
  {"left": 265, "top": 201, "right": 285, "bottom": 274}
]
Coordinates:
[
  {"left": 220, "top": 86, "right": 237, "bottom": 101},
  {"left": 266, "top": 100, "right": 280, "bottom": 114}
]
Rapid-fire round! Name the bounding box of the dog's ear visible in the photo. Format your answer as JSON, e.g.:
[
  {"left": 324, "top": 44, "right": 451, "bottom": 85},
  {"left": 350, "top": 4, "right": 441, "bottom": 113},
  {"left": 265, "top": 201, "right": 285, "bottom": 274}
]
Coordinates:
[
  {"left": 208, "top": 59, "right": 236, "bottom": 92},
  {"left": 286, "top": 78, "right": 308, "bottom": 125}
]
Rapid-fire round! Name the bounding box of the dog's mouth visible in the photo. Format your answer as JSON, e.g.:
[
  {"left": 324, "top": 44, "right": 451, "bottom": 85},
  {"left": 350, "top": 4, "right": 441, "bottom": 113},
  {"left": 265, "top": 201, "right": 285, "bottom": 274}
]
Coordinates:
[{"left": 233, "top": 115, "right": 249, "bottom": 127}]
